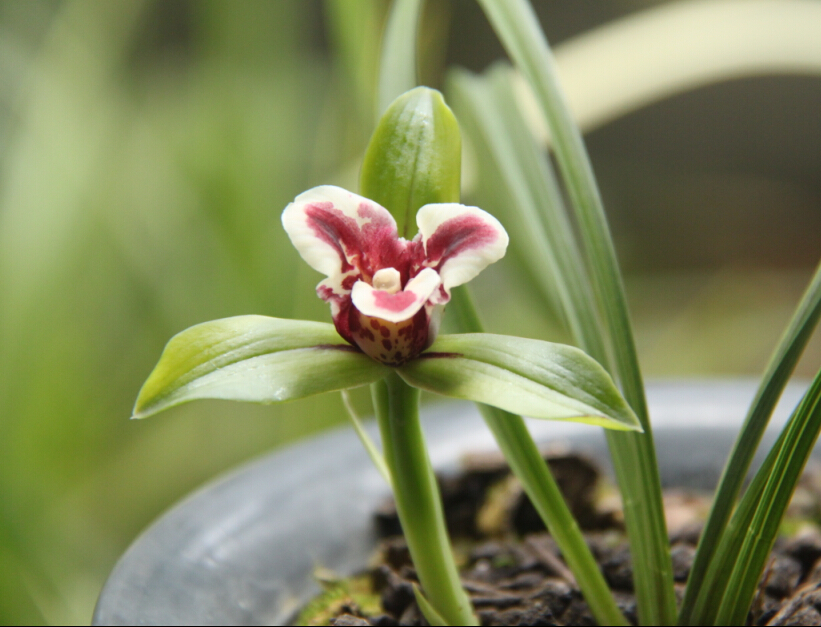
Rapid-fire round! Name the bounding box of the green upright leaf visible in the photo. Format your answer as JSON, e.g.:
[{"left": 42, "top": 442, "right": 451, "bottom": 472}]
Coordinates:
[
  {"left": 680, "top": 259, "right": 821, "bottom": 624},
  {"left": 716, "top": 371, "right": 821, "bottom": 625},
  {"left": 376, "top": 0, "right": 422, "bottom": 116},
  {"left": 399, "top": 334, "right": 641, "bottom": 431},
  {"left": 448, "top": 287, "right": 628, "bottom": 627},
  {"left": 133, "top": 316, "right": 389, "bottom": 418},
  {"left": 476, "top": 1, "right": 676, "bottom": 622},
  {"left": 324, "top": 0, "right": 385, "bottom": 131},
  {"left": 446, "top": 65, "right": 608, "bottom": 362}
]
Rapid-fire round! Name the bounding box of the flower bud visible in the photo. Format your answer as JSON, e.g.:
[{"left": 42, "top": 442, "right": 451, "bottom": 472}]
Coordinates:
[{"left": 360, "top": 87, "right": 461, "bottom": 239}]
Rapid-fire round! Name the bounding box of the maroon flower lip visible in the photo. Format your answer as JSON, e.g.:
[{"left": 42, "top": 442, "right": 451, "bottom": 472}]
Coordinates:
[{"left": 282, "top": 185, "right": 508, "bottom": 365}]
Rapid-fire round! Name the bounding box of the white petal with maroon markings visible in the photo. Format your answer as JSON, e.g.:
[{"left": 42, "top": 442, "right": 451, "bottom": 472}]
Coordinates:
[
  {"left": 351, "top": 268, "right": 440, "bottom": 323},
  {"left": 282, "top": 185, "right": 397, "bottom": 278},
  {"left": 416, "top": 203, "right": 508, "bottom": 292}
]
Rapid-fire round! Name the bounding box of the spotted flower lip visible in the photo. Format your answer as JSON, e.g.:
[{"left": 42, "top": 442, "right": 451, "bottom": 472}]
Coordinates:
[{"left": 282, "top": 185, "right": 508, "bottom": 365}]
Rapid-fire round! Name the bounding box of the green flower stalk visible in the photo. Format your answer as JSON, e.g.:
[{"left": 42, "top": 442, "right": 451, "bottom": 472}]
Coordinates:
[{"left": 132, "top": 87, "right": 640, "bottom": 625}]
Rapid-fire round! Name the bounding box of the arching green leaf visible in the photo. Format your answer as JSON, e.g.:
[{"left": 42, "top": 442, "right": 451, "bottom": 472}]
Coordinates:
[
  {"left": 133, "top": 316, "right": 389, "bottom": 419},
  {"left": 399, "top": 333, "right": 640, "bottom": 431}
]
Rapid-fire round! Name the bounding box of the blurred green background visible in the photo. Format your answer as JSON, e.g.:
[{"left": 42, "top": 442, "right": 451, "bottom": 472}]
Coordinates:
[{"left": 0, "top": 1, "right": 818, "bottom": 623}]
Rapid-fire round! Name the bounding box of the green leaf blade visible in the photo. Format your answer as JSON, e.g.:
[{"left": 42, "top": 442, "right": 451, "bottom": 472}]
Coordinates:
[
  {"left": 376, "top": 0, "right": 422, "bottom": 116},
  {"left": 448, "top": 287, "right": 628, "bottom": 626},
  {"left": 680, "top": 260, "right": 821, "bottom": 625},
  {"left": 716, "top": 372, "right": 821, "bottom": 625},
  {"left": 133, "top": 316, "right": 389, "bottom": 418},
  {"left": 399, "top": 334, "right": 640, "bottom": 431},
  {"left": 475, "top": 1, "right": 676, "bottom": 622}
]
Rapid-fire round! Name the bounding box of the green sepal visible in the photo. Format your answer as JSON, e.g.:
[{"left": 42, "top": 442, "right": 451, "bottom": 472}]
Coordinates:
[
  {"left": 360, "top": 86, "right": 461, "bottom": 238},
  {"left": 132, "top": 315, "right": 390, "bottom": 419},
  {"left": 398, "top": 333, "right": 641, "bottom": 431}
]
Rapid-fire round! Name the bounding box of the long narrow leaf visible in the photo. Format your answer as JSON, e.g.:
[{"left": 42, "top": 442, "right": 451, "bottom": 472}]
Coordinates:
[
  {"left": 475, "top": 0, "right": 676, "bottom": 622},
  {"left": 485, "top": 65, "right": 610, "bottom": 362},
  {"left": 449, "top": 286, "right": 628, "bottom": 625},
  {"left": 684, "top": 437, "right": 774, "bottom": 624},
  {"left": 376, "top": 0, "right": 422, "bottom": 116},
  {"left": 323, "top": 0, "right": 383, "bottom": 129},
  {"left": 133, "top": 316, "right": 389, "bottom": 418},
  {"left": 447, "top": 66, "right": 602, "bottom": 359},
  {"left": 689, "top": 405, "right": 809, "bottom": 624},
  {"left": 680, "top": 260, "right": 821, "bottom": 624},
  {"left": 479, "top": 403, "right": 632, "bottom": 623},
  {"left": 716, "top": 371, "right": 821, "bottom": 625},
  {"left": 447, "top": 69, "right": 567, "bottom": 326}
]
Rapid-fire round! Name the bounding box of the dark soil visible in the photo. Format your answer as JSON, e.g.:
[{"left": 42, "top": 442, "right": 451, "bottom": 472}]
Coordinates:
[{"left": 315, "top": 450, "right": 821, "bottom": 626}]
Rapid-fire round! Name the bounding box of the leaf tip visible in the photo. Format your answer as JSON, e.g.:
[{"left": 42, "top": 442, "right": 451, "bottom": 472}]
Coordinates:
[
  {"left": 611, "top": 408, "right": 644, "bottom": 433},
  {"left": 626, "top": 407, "right": 644, "bottom": 433},
  {"left": 131, "top": 385, "right": 163, "bottom": 420},
  {"left": 130, "top": 401, "right": 150, "bottom": 420}
]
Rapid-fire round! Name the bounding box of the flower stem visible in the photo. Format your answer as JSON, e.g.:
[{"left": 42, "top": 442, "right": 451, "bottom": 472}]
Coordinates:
[{"left": 371, "top": 372, "right": 478, "bottom": 626}]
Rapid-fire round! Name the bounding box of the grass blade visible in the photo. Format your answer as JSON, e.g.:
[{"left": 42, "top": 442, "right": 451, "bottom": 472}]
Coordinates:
[
  {"left": 376, "top": 0, "right": 422, "bottom": 116},
  {"left": 483, "top": 64, "right": 608, "bottom": 363},
  {"left": 446, "top": 65, "right": 608, "bottom": 364},
  {"left": 475, "top": 0, "right": 676, "bottom": 622},
  {"left": 449, "top": 286, "right": 628, "bottom": 626},
  {"left": 447, "top": 69, "right": 569, "bottom": 328},
  {"left": 324, "top": 0, "right": 384, "bottom": 130},
  {"left": 478, "top": 404, "right": 630, "bottom": 625},
  {"left": 680, "top": 260, "right": 821, "bottom": 624},
  {"left": 716, "top": 371, "right": 821, "bottom": 624},
  {"left": 687, "top": 450, "right": 771, "bottom": 625}
]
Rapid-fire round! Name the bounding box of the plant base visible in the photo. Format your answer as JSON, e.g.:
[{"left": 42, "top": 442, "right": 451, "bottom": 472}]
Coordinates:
[{"left": 306, "top": 450, "right": 821, "bottom": 627}]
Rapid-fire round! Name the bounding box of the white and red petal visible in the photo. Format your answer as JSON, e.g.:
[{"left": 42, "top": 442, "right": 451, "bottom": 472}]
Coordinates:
[
  {"left": 351, "top": 267, "right": 440, "bottom": 324},
  {"left": 281, "top": 185, "right": 404, "bottom": 291},
  {"left": 416, "top": 203, "right": 508, "bottom": 302},
  {"left": 283, "top": 186, "right": 508, "bottom": 366}
]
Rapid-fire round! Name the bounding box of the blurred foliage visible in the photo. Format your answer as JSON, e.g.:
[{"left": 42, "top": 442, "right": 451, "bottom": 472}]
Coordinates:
[
  {"left": 0, "top": 0, "right": 818, "bottom": 624},
  {"left": 0, "top": 1, "right": 390, "bottom": 623}
]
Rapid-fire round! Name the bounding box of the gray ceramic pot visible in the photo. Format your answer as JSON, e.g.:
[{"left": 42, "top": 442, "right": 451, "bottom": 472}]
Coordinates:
[{"left": 93, "top": 380, "right": 811, "bottom": 625}]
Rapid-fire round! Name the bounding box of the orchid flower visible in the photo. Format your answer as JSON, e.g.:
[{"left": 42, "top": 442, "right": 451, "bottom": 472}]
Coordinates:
[
  {"left": 282, "top": 185, "right": 507, "bottom": 366},
  {"left": 132, "top": 87, "right": 640, "bottom": 432},
  {"left": 131, "top": 86, "right": 641, "bottom": 627}
]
